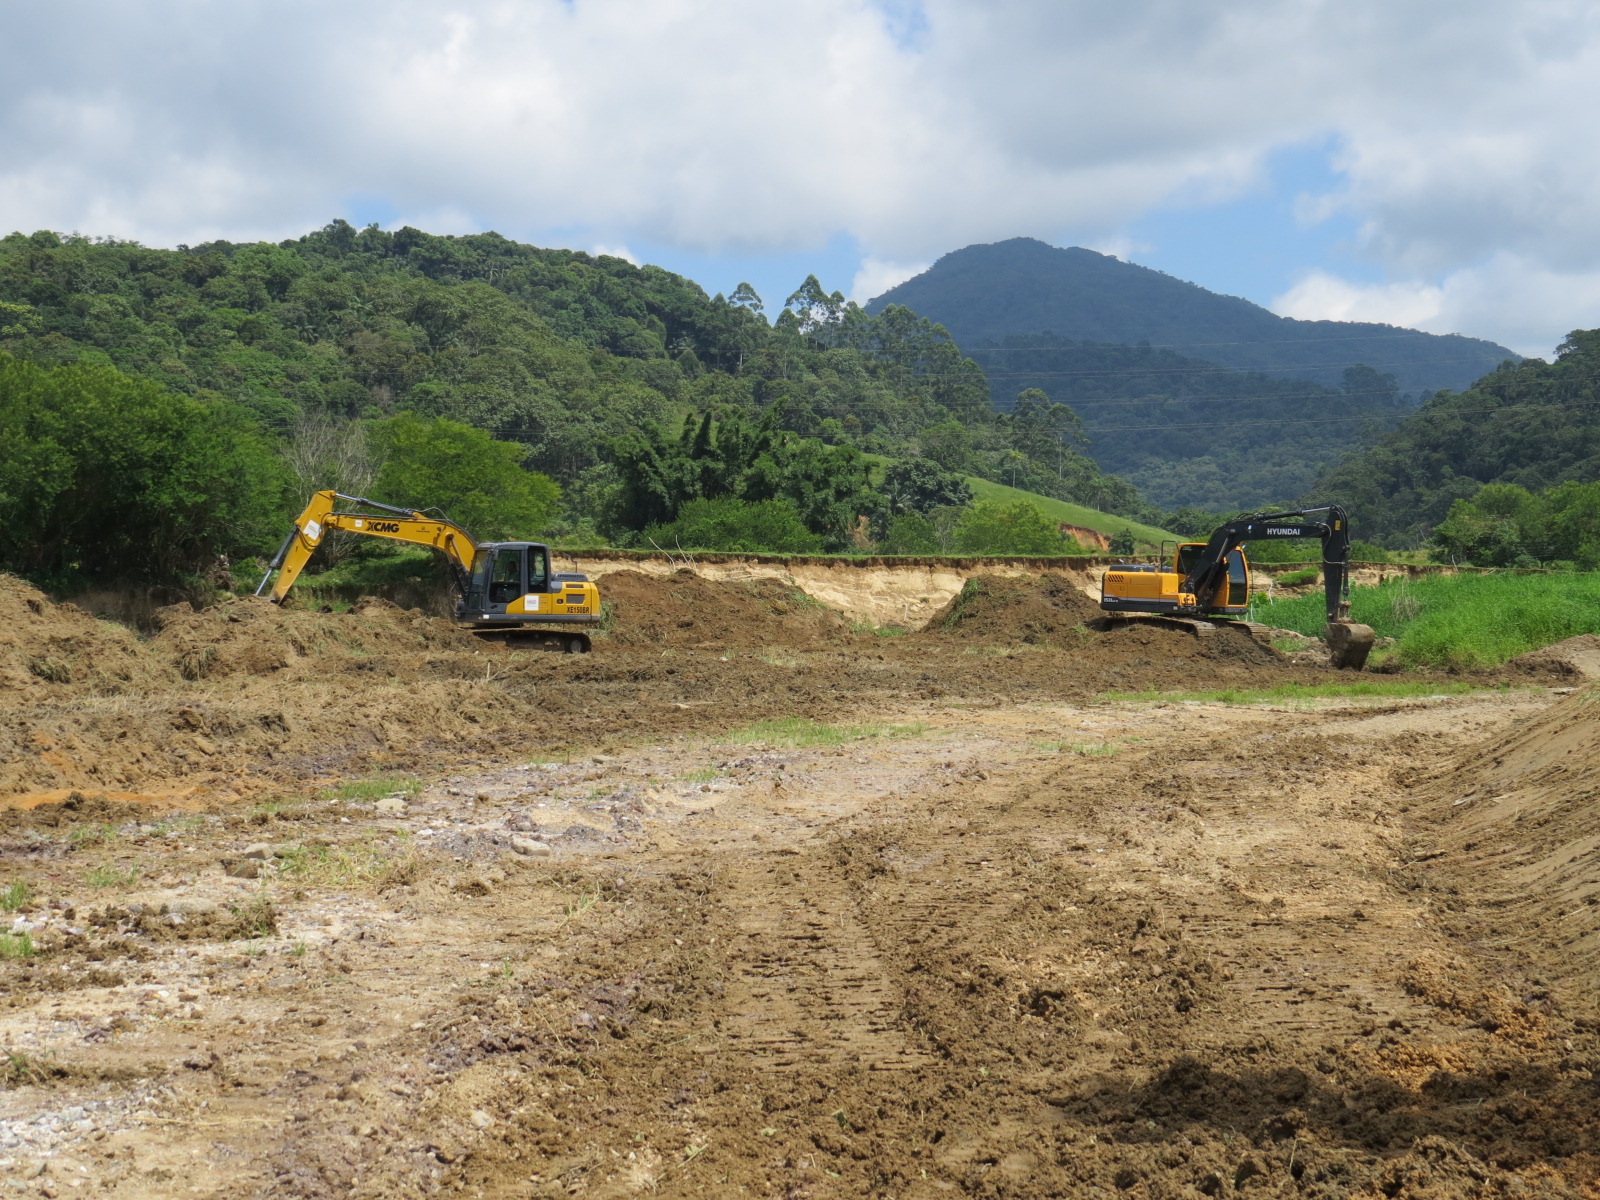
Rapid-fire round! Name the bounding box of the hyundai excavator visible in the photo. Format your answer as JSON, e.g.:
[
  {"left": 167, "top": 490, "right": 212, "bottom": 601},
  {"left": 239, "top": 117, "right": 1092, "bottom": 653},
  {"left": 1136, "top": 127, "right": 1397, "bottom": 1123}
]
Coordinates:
[
  {"left": 255, "top": 490, "right": 602, "bottom": 653},
  {"left": 1098, "top": 505, "right": 1376, "bottom": 669}
]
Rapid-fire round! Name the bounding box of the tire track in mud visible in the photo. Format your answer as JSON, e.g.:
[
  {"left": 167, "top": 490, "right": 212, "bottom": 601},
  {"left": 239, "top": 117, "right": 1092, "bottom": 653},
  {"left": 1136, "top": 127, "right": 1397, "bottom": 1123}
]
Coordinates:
[
  {"left": 235, "top": 695, "right": 1600, "bottom": 1199},
  {"left": 707, "top": 850, "right": 935, "bottom": 1072}
]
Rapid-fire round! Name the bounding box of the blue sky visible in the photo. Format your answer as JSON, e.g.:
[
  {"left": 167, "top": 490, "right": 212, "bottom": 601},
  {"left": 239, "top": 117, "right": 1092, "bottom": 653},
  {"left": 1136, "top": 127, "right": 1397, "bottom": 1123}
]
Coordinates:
[{"left": 1115, "top": 143, "right": 1378, "bottom": 308}]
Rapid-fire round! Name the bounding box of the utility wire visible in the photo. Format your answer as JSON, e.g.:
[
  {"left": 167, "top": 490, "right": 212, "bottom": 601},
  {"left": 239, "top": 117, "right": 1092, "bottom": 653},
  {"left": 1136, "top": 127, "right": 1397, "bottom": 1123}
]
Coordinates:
[
  {"left": 956, "top": 331, "right": 1515, "bottom": 350},
  {"left": 1081, "top": 394, "right": 1600, "bottom": 433},
  {"left": 971, "top": 354, "right": 1500, "bottom": 377}
]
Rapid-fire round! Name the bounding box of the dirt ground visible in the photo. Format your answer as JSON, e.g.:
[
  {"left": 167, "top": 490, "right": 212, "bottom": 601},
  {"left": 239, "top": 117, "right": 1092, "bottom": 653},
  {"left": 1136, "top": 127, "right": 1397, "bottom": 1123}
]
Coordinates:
[{"left": 4, "top": 569, "right": 1600, "bottom": 1198}]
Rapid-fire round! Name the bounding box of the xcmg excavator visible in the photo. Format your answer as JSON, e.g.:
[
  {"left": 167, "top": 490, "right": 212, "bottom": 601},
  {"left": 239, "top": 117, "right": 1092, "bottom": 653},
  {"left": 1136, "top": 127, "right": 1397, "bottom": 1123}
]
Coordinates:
[
  {"left": 255, "top": 490, "right": 602, "bottom": 653},
  {"left": 1098, "top": 505, "right": 1376, "bottom": 669}
]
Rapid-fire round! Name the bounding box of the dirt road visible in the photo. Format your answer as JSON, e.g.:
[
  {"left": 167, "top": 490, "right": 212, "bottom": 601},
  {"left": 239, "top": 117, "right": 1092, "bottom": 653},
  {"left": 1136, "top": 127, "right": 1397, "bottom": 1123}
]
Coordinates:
[{"left": 5, "top": 571, "right": 1600, "bottom": 1198}]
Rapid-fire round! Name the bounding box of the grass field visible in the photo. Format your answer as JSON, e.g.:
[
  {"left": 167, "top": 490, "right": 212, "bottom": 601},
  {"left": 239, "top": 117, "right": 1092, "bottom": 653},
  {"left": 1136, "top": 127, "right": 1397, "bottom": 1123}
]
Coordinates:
[
  {"left": 963, "top": 477, "right": 1177, "bottom": 549},
  {"left": 1253, "top": 571, "right": 1600, "bottom": 669}
]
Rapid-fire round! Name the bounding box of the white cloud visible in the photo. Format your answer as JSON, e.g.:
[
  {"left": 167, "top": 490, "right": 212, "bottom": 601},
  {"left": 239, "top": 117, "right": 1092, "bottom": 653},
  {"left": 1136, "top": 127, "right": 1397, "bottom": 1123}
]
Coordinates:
[
  {"left": 589, "top": 244, "right": 640, "bottom": 265},
  {"left": 1274, "top": 256, "right": 1600, "bottom": 360},
  {"left": 2, "top": 1, "right": 1600, "bottom": 348},
  {"left": 1080, "top": 235, "right": 1154, "bottom": 263},
  {"left": 851, "top": 257, "right": 929, "bottom": 303},
  {"left": 1273, "top": 273, "right": 1446, "bottom": 334}
]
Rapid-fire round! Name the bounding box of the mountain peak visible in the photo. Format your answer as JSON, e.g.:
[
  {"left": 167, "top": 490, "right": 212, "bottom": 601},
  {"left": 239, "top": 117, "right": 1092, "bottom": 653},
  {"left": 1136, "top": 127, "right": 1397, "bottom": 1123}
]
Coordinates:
[{"left": 867, "top": 238, "right": 1513, "bottom": 394}]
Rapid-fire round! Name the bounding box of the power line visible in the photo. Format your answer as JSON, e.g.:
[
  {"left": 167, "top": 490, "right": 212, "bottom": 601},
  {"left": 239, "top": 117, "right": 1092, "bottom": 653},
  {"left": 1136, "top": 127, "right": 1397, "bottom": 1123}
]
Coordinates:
[
  {"left": 971, "top": 354, "right": 1497, "bottom": 378},
  {"left": 1081, "top": 394, "right": 1600, "bottom": 434},
  {"left": 957, "top": 331, "right": 1513, "bottom": 351}
]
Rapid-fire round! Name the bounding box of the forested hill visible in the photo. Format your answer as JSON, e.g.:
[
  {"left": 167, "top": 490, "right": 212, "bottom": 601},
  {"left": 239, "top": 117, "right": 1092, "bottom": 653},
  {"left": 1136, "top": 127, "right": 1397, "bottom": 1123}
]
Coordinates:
[
  {"left": 867, "top": 238, "right": 1516, "bottom": 395},
  {"left": 972, "top": 335, "right": 1412, "bottom": 510},
  {"left": 0, "top": 222, "right": 1156, "bottom": 577},
  {"left": 1306, "top": 329, "right": 1600, "bottom": 547}
]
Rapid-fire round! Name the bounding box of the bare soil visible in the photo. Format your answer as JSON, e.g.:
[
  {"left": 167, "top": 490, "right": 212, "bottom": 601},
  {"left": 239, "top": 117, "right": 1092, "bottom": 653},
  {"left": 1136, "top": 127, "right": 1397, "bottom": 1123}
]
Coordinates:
[{"left": 2, "top": 570, "right": 1596, "bottom": 1198}]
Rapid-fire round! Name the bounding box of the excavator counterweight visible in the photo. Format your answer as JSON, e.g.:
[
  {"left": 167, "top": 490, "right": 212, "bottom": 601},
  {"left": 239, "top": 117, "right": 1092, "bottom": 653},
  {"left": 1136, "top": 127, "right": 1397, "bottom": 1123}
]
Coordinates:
[
  {"left": 255, "top": 490, "right": 602, "bottom": 653},
  {"left": 1099, "top": 505, "right": 1376, "bottom": 670}
]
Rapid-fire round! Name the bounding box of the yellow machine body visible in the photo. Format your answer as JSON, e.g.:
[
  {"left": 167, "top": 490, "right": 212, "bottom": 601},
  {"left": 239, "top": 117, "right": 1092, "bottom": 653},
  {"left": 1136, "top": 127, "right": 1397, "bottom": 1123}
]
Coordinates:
[{"left": 1099, "top": 543, "right": 1251, "bottom": 617}]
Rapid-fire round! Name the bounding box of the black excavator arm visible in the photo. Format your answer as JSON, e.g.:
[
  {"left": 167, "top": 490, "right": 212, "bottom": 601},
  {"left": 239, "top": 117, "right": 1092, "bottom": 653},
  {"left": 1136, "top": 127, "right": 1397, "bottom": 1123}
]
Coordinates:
[
  {"left": 1180, "top": 504, "right": 1373, "bottom": 669},
  {"left": 1181, "top": 505, "right": 1354, "bottom": 624}
]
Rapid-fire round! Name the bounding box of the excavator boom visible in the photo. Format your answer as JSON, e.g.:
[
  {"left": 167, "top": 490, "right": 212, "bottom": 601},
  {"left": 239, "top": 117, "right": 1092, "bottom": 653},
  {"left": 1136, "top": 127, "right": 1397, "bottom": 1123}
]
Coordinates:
[{"left": 256, "top": 491, "right": 476, "bottom": 602}]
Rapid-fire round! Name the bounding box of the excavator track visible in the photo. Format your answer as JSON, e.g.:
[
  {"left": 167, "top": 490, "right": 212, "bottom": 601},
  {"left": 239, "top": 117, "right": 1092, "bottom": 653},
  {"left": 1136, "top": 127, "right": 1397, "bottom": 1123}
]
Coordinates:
[
  {"left": 471, "top": 628, "right": 592, "bottom": 654},
  {"left": 1090, "top": 613, "right": 1227, "bottom": 638}
]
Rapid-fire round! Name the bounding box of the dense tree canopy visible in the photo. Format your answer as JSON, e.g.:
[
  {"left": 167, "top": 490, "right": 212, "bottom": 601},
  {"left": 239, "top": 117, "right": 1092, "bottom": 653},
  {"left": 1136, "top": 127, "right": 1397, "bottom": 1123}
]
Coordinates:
[
  {"left": 1430, "top": 480, "right": 1600, "bottom": 568},
  {"left": 0, "top": 354, "right": 288, "bottom": 584},
  {"left": 0, "top": 222, "right": 1154, "bottom": 572},
  {"left": 964, "top": 337, "right": 1416, "bottom": 510},
  {"left": 1307, "top": 330, "right": 1600, "bottom": 546},
  {"left": 371, "top": 413, "right": 561, "bottom": 541}
]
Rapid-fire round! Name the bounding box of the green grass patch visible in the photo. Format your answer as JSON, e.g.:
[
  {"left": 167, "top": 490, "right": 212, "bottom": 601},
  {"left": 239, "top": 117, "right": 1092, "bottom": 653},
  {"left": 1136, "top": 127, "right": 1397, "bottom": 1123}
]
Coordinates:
[
  {"left": 723, "top": 717, "right": 929, "bottom": 748},
  {"left": 0, "top": 931, "right": 37, "bottom": 959},
  {"left": 849, "top": 620, "right": 909, "bottom": 636},
  {"left": 942, "top": 578, "right": 985, "bottom": 628},
  {"left": 963, "top": 477, "right": 1177, "bottom": 549},
  {"left": 0, "top": 881, "right": 32, "bottom": 912},
  {"left": 678, "top": 766, "right": 724, "bottom": 784},
  {"left": 1253, "top": 571, "right": 1600, "bottom": 669},
  {"left": 276, "top": 836, "right": 420, "bottom": 889},
  {"left": 68, "top": 822, "right": 118, "bottom": 848},
  {"left": 1106, "top": 680, "right": 1487, "bottom": 705},
  {"left": 319, "top": 777, "right": 423, "bottom": 803},
  {"left": 1272, "top": 567, "right": 1319, "bottom": 587},
  {"left": 84, "top": 863, "right": 141, "bottom": 889}
]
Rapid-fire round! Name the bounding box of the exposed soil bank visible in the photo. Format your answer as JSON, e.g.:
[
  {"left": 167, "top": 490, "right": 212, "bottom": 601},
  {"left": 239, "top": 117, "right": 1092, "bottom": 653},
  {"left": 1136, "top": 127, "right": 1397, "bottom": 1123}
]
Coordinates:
[{"left": 4, "top": 571, "right": 1359, "bottom": 807}]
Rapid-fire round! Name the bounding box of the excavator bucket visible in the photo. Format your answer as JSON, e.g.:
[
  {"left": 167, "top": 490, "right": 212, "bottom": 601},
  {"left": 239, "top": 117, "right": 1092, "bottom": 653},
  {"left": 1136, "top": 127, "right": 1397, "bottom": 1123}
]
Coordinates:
[{"left": 1325, "top": 621, "right": 1376, "bottom": 670}]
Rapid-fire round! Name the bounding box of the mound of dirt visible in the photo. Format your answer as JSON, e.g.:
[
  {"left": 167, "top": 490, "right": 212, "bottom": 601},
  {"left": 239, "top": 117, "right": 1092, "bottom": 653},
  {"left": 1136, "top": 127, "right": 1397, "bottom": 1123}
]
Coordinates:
[
  {"left": 928, "top": 573, "right": 1103, "bottom": 642},
  {"left": 1507, "top": 634, "right": 1600, "bottom": 680},
  {"left": 925, "top": 573, "right": 1283, "bottom": 678},
  {"left": 147, "top": 593, "right": 482, "bottom": 680},
  {"left": 599, "top": 568, "right": 849, "bottom": 648},
  {"left": 0, "top": 575, "right": 173, "bottom": 696},
  {"left": 1423, "top": 686, "right": 1600, "bottom": 992}
]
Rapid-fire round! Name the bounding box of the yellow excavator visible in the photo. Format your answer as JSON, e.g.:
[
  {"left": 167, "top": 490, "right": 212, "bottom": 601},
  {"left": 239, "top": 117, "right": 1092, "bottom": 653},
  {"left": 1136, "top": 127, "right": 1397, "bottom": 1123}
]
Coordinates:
[
  {"left": 255, "top": 490, "right": 602, "bottom": 653},
  {"left": 1098, "top": 505, "right": 1376, "bottom": 669}
]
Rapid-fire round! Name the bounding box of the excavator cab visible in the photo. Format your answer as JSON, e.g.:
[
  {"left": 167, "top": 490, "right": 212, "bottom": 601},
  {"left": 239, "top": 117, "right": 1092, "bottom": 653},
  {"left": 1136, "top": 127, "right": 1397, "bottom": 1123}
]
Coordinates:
[
  {"left": 460, "top": 543, "right": 599, "bottom": 634},
  {"left": 1174, "top": 545, "right": 1250, "bottom": 613}
]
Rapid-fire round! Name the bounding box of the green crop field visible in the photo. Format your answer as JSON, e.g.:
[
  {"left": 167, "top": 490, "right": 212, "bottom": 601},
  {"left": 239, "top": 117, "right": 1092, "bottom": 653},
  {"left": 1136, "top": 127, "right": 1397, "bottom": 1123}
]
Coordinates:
[
  {"left": 963, "top": 478, "right": 1177, "bottom": 549},
  {"left": 1253, "top": 571, "right": 1600, "bottom": 669}
]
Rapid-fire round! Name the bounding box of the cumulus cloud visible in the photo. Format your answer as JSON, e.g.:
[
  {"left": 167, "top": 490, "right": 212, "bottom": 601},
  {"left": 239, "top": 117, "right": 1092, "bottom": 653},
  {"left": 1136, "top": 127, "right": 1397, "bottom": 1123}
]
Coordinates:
[
  {"left": 2, "top": 1, "right": 1599, "bottom": 348},
  {"left": 589, "top": 244, "right": 640, "bottom": 265},
  {"left": 851, "top": 257, "right": 929, "bottom": 303},
  {"left": 1275, "top": 258, "right": 1600, "bottom": 360}
]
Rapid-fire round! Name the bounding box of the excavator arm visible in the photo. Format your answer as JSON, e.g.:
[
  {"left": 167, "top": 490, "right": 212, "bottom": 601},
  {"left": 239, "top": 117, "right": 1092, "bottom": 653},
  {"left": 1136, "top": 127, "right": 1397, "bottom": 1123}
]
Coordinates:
[
  {"left": 1180, "top": 505, "right": 1372, "bottom": 669},
  {"left": 1181, "top": 506, "right": 1352, "bottom": 623},
  {"left": 255, "top": 490, "right": 477, "bottom": 603}
]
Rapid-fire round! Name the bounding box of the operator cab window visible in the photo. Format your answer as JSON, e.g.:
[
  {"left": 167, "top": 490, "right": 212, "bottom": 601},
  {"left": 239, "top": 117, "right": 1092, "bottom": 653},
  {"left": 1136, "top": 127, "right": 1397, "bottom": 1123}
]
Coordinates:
[
  {"left": 528, "top": 547, "right": 549, "bottom": 593},
  {"left": 489, "top": 552, "right": 522, "bottom": 604}
]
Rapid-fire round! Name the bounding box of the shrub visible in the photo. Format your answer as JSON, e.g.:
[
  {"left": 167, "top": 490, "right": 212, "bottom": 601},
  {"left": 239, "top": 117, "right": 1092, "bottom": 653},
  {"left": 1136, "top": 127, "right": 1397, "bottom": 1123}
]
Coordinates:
[
  {"left": 0, "top": 354, "right": 290, "bottom": 584},
  {"left": 642, "top": 497, "right": 823, "bottom": 554},
  {"left": 952, "top": 500, "right": 1081, "bottom": 556}
]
